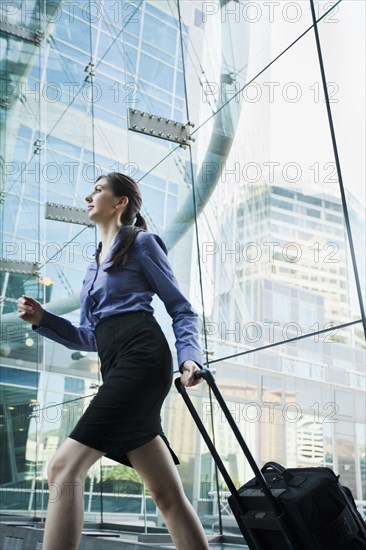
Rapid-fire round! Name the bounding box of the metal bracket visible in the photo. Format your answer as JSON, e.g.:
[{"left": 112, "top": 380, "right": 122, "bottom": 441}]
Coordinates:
[
  {"left": 33, "top": 139, "right": 43, "bottom": 155},
  {"left": 45, "top": 202, "right": 95, "bottom": 227},
  {"left": 128, "top": 108, "right": 195, "bottom": 149},
  {"left": 84, "top": 62, "right": 95, "bottom": 82},
  {"left": 0, "top": 259, "right": 40, "bottom": 275},
  {"left": 0, "top": 20, "right": 44, "bottom": 44},
  {"left": 0, "top": 96, "right": 9, "bottom": 109}
]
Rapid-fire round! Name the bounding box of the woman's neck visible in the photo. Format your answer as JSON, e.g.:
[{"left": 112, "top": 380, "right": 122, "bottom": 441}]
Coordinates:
[{"left": 98, "top": 224, "right": 122, "bottom": 252}]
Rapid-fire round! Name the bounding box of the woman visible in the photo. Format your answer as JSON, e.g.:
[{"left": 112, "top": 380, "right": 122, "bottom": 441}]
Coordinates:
[{"left": 17, "top": 172, "right": 209, "bottom": 550}]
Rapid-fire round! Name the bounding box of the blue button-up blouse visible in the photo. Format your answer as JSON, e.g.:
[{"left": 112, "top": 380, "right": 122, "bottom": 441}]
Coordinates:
[{"left": 32, "top": 230, "right": 204, "bottom": 371}]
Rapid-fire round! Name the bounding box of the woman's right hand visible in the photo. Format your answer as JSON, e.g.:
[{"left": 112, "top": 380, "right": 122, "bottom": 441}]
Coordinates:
[{"left": 17, "top": 295, "right": 45, "bottom": 326}]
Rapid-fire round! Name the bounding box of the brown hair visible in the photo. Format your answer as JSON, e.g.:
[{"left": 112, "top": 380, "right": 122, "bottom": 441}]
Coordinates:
[{"left": 95, "top": 172, "right": 148, "bottom": 273}]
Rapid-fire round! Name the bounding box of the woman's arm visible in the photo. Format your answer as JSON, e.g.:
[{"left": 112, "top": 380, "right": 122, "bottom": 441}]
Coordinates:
[
  {"left": 138, "top": 233, "right": 204, "bottom": 372},
  {"left": 18, "top": 295, "right": 97, "bottom": 352}
]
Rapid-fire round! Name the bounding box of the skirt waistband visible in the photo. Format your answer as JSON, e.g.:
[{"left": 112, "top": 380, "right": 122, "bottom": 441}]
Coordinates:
[{"left": 95, "top": 310, "right": 154, "bottom": 333}]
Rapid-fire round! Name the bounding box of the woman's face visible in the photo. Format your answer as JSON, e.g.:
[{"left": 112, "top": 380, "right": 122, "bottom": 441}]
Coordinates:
[{"left": 85, "top": 177, "right": 127, "bottom": 222}]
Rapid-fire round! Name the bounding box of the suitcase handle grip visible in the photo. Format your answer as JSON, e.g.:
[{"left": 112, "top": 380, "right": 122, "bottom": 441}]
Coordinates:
[
  {"left": 261, "top": 462, "right": 294, "bottom": 483},
  {"left": 194, "top": 369, "right": 206, "bottom": 380}
]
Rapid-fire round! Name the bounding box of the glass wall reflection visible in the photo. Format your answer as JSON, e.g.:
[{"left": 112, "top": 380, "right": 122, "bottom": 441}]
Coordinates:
[{"left": 1, "top": 0, "right": 365, "bottom": 538}]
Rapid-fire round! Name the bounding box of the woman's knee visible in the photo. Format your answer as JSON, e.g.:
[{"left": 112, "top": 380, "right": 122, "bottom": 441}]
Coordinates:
[
  {"left": 47, "top": 452, "right": 83, "bottom": 484},
  {"left": 47, "top": 439, "right": 104, "bottom": 483},
  {"left": 148, "top": 480, "right": 187, "bottom": 515},
  {"left": 48, "top": 448, "right": 87, "bottom": 481},
  {"left": 149, "top": 487, "right": 174, "bottom": 514}
]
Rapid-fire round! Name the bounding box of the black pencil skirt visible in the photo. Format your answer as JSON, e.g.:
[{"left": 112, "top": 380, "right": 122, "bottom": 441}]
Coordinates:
[{"left": 68, "top": 311, "right": 179, "bottom": 467}]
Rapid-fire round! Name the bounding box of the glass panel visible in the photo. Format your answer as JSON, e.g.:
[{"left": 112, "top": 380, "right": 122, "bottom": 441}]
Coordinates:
[
  {"left": 193, "top": 14, "right": 362, "bottom": 352},
  {"left": 1, "top": 0, "right": 364, "bottom": 541},
  {"left": 318, "top": 1, "right": 366, "bottom": 310},
  {"left": 203, "top": 324, "right": 364, "bottom": 534}
]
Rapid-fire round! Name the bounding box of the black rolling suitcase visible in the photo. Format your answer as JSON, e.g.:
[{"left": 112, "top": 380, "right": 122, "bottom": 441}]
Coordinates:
[{"left": 175, "top": 369, "right": 366, "bottom": 550}]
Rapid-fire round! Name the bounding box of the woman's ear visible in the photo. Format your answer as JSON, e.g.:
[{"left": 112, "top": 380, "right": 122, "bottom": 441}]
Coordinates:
[{"left": 115, "top": 196, "right": 129, "bottom": 209}]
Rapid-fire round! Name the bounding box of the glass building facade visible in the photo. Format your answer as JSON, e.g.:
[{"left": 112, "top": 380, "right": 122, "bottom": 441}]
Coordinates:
[{"left": 0, "top": 0, "right": 365, "bottom": 544}]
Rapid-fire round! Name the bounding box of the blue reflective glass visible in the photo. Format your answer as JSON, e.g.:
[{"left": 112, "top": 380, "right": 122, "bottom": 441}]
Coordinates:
[
  {"left": 174, "top": 108, "right": 184, "bottom": 122},
  {"left": 272, "top": 198, "right": 293, "bottom": 211},
  {"left": 97, "top": 31, "right": 117, "bottom": 58},
  {"left": 47, "top": 48, "right": 82, "bottom": 83},
  {"left": 142, "top": 42, "right": 175, "bottom": 65},
  {"left": 18, "top": 125, "right": 32, "bottom": 140},
  {"left": 55, "top": 15, "right": 96, "bottom": 53},
  {"left": 136, "top": 94, "right": 171, "bottom": 119},
  {"left": 139, "top": 53, "right": 174, "bottom": 91},
  {"left": 272, "top": 186, "right": 295, "bottom": 199},
  {"left": 299, "top": 303, "right": 318, "bottom": 326},
  {"left": 306, "top": 208, "right": 321, "bottom": 218},
  {"left": 52, "top": 37, "right": 90, "bottom": 67},
  {"left": 272, "top": 211, "right": 295, "bottom": 224},
  {"left": 101, "top": 7, "right": 141, "bottom": 37},
  {"left": 166, "top": 195, "right": 178, "bottom": 224},
  {"left": 125, "top": 31, "right": 139, "bottom": 47},
  {"left": 325, "top": 213, "right": 343, "bottom": 223},
  {"left": 125, "top": 44, "right": 138, "bottom": 70},
  {"left": 175, "top": 70, "right": 184, "bottom": 98},
  {"left": 140, "top": 184, "right": 165, "bottom": 225},
  {"left": 299, "top": 194, "right": 322, "bottom": 207},
  {"left": 194, "top": 8, "right": 204, "bottom": 28},
  {"left": 64, "top": 377, "right": 85, "bottom": 394},
  {"left": 12, "top": 138, "right": 30, "bottom": 164},
  {"left": 93, "top": 106, "right": 125, "bottom": 126},
  {"left": 175, "top": 98, "right": 184, "bottom": 109},
  {"left": 47, "top": 136, "right": 81, "bottom": 158},
  {"left": 0, "top": 366, "right": 39, "bottom": 388},
  {"left": 136, "top": 80, "right": 173, "bottom": 105},
  {"left": 144, "top": 174, "right": 166, "bottom": 191},
  {"left": 273, "top": 294, "right": 291, "bottom": 322},
  {"left": 143, "top": 13, "right": 177, "bottom": 54},
  {"left": 324, "top": 200, "right": 342, "bottom": 212},
  {"left": 3, "top": 196, "right": 20, "bottom": 235},
  {"left": 122, "top": 2, "right": 142, "bottom": 34},
  {"left": 168, "top": 182, "right": 178, "bottom": 195},
  {"left": 145, "top": 4, "right": 176, "bottom": 27}
]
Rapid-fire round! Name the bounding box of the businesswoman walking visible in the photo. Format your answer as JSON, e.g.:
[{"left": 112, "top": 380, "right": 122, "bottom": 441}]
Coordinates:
[{"left": 18, "top": 172, "right": 209, "bottom": 550}]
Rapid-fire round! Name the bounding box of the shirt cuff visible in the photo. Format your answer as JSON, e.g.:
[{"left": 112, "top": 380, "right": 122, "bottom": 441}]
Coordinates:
[
  {"left": 179, "top": 353, "right": 203, "bottom": 374},
  {"left": 31, "top": 310, "right": 58, "bottom": 332}
]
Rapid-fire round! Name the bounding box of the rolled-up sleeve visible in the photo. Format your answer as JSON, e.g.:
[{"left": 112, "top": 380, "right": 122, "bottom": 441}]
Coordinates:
[
  {"left": 31, "top": 307, "right": 97, "bottom": 352},
  {"left": 139, "top": 233, "right": 203, "bottom": 371}
]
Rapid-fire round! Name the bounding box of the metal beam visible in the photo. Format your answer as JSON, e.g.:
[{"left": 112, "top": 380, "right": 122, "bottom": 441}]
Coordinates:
[
  {"left": 128, "top": 108, "right": 195, "bottom": 149},
  {"left": 0, "top": 21, "right": 43, "bottom": 44},
  {"left": 0, "top": 259, "right": 39, "bottom": 275},
  {"left": 45, "top": 202, "right": 94, "bottom": 227}
]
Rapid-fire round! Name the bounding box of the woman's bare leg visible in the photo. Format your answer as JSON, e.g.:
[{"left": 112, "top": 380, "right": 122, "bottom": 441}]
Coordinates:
[
  {"left": 42, "top": 438, "right": 105, "bottom": 550},
  {"left": 127, "top": 436, "right": 209, "bottom": 550}
]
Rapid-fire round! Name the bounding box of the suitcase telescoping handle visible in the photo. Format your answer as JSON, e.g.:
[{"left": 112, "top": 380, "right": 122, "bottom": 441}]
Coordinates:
[{"left": 175, "top": 368, "right": 283, "bottom": 517}]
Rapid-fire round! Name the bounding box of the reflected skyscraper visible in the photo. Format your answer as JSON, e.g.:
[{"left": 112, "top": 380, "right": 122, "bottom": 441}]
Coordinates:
[{"left": 0, "top": 0, "right": 365, "bottom": 544}]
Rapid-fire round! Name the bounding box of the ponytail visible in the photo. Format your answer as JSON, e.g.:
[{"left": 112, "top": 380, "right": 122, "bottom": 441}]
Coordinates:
[{"left": 134, "top": 211, "right": 147, "bottom": 230}]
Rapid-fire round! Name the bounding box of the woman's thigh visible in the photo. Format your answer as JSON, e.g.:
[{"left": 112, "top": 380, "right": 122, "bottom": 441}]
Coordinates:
[
  {"left": 126, "top": 436, "right": 185, "bottom": 502},
  {"left": 48, "top": 437, "right": 106, "bottom": 478}
]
